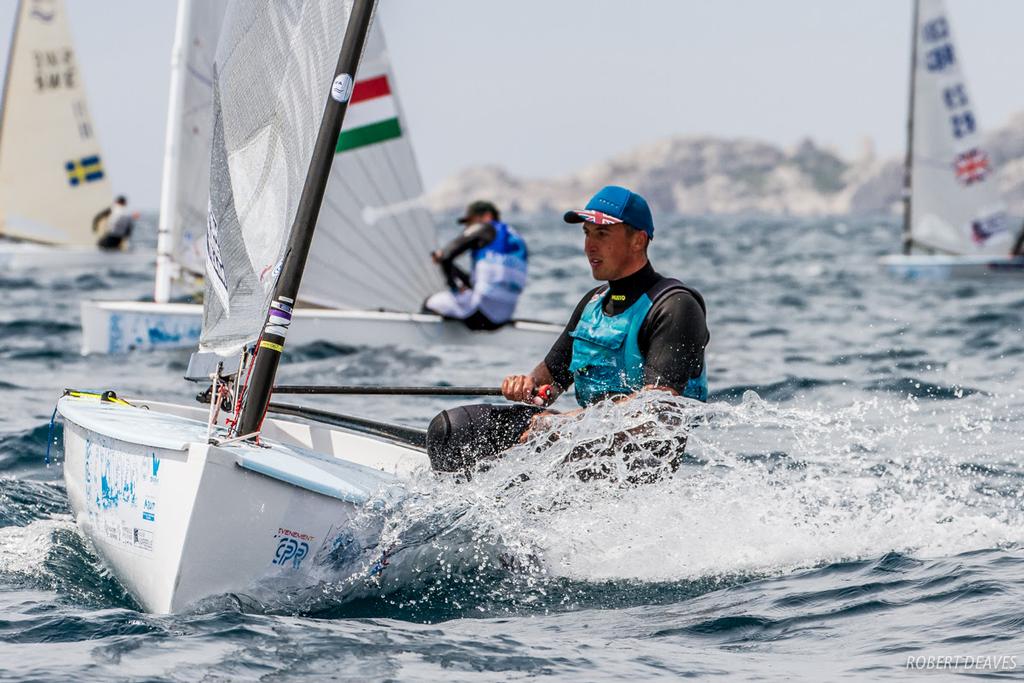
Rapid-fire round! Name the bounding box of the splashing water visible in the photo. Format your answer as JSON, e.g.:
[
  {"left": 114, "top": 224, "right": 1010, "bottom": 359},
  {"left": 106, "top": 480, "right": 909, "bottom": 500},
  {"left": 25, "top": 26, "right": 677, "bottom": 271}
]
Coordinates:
[{"left": 299, "top": 389, "right": 1024, "bottom": 617}]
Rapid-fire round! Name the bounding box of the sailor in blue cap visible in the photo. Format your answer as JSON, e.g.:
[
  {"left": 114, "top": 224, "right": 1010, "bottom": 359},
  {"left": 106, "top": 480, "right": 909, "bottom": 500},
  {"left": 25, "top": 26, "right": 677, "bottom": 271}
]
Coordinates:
[{"left": 427, "top": 185, "right": 710, "bottom": 477}]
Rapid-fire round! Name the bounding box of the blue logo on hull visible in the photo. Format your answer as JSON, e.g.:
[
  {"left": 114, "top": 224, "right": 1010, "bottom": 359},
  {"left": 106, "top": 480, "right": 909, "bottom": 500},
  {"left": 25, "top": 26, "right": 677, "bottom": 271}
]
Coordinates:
[{"left": 273, "top": 538, "right": 309, "bottom": 569}]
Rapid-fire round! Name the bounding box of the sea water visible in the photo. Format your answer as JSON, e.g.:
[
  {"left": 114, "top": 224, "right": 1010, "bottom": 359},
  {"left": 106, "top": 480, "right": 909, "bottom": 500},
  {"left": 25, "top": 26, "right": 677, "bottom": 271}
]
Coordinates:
[{"left": 0, "top": 214, "right": 1021, "bottom": 680}]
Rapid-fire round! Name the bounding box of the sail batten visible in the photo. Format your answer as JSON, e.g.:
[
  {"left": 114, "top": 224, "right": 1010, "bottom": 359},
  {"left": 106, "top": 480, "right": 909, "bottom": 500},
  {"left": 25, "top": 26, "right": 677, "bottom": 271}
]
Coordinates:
[{"left": 907, "top": 0, "right": 1010, "bottom": 256}]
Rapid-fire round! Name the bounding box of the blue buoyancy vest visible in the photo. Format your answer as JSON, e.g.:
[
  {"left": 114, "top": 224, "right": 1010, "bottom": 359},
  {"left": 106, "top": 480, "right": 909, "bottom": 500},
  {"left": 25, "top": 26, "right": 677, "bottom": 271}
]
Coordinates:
[
  {"left": 568, "top": 278, "right": 708, "bottom": 407},
  {"left": 470, "top": 221, "right": 528, "bottom": 323}
]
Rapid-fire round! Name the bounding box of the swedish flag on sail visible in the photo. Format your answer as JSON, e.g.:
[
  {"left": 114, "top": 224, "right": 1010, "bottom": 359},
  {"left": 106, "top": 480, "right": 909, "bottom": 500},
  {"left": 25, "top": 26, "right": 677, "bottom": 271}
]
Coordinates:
[{"left": 65, "top": 156, "right": 104, "bottom": 187}]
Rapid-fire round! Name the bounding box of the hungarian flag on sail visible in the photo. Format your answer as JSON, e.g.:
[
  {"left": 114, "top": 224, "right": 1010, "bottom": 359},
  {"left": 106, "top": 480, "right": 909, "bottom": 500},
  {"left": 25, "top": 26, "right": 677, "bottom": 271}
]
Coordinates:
[{"left": 336, "top": 73, "right": 402, "bottom": 153}]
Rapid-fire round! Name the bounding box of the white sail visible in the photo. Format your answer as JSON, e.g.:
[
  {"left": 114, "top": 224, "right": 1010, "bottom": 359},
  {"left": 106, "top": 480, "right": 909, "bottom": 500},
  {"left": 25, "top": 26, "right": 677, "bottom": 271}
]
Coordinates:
[
  {"left": 0, "top": 0, "right": 111, "bottom": 246},
  {"left": 908, "top": 0, "right": 1010, "bottom": 255},
  {"left": 302, "top": 25, "right": 443, "bottom": 313},
  {"left": 201, "top": 0, "right": 352, "bottom": 354},
  {"left": 154, "top": 0, "right": 228, "bottom": 302}
]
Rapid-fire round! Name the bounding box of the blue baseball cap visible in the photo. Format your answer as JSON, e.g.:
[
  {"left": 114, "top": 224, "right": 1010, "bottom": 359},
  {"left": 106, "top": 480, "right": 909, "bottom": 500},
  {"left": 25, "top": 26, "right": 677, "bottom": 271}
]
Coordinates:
[{"left": 563, "top": 185, "right": 654, "bottom": 238}]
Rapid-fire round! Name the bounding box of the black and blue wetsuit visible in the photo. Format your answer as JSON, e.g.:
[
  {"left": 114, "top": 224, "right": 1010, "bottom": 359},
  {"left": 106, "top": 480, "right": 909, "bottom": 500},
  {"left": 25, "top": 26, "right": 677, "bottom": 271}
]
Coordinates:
[{"left": 427, "top": 261, "right": 709, "bottom": 473}]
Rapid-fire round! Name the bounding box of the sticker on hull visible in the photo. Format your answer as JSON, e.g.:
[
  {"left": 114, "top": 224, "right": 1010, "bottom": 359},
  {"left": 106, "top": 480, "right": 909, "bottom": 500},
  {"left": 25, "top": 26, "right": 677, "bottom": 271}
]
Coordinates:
[
  {"left": 82, "top": 439, "right": 160, "bottom": 555},
  {"left": 272, "top": 528, "right": 314, "bottom": 570}
]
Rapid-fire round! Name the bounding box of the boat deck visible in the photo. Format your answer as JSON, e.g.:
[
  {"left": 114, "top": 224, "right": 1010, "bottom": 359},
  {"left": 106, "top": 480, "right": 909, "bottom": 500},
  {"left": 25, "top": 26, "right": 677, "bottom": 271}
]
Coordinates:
[{"left": 58, "top": 396, "right": 400, "bottom": 505}]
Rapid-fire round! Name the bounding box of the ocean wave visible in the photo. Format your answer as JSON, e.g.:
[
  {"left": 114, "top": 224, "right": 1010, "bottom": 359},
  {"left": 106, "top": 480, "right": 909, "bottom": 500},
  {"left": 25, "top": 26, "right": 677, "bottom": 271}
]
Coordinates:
[
  {"left": 863, "top": 377, "right": 979, "bottom": 399},
  {"left": 0, "top": 479, "right": 67, "bottom": 527},
  {"left": 0, "top": 519, "right": 136, "bottom": 611},
  {"left": 0, "top": 319, "right": 78, "bottom": 337},
  {"left": 0, "top": 422, "right": 60, "bottom": 475},
  {"left": 279, "top": 340, "right": 359, "bottom": 363},
  {"left": 710, "top": 378, "right": 838, "bottom": 402}
]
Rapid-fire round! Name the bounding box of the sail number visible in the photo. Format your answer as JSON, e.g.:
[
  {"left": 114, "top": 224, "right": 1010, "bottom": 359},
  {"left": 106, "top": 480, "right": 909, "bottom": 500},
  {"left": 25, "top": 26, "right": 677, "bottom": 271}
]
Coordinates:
[
  {"left": 921, "top": 16, "right": 976, "bottom": 141},
  {"left": 32, "top": 48, "right": 76, "bottom": 92}
]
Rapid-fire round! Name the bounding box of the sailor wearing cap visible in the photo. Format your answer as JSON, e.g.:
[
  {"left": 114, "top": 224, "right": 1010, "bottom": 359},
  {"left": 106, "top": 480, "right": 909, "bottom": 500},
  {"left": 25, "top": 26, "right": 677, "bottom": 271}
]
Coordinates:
[
  {"left": 423, "top": 200, "right": 529, "bottom": 330},
  {"left": 427, "top": 186, "right": 709, "bottom": 475}
]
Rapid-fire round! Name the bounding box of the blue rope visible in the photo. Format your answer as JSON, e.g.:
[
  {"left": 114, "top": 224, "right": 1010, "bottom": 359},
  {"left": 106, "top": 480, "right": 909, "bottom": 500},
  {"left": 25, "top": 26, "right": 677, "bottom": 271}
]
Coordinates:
[{"left": 44, "top": 403, "right": 58, "bottom": 467}]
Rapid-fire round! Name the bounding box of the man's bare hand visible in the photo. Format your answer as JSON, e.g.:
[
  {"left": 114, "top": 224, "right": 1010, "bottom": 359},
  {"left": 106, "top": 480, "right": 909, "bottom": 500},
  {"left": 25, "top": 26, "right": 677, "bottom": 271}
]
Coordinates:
[
  {"left": 502, "top": 362, "right": 559, "bottom": 405},
  {"left": 502, "top": 374, "right": 538, "bottom": 403}
]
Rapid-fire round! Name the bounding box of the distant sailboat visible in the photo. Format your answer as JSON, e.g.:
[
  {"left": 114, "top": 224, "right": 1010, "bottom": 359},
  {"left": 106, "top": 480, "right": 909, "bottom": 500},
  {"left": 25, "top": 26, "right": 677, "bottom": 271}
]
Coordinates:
[
  {"left": 0, "top": 0, "right": 142, "bottom": 268},
  {"left": 880, "top": 0, "right": 1024, "bottom": 279},
  {"left": 79, "top": 0, "right": 560, "bottom": 354}
]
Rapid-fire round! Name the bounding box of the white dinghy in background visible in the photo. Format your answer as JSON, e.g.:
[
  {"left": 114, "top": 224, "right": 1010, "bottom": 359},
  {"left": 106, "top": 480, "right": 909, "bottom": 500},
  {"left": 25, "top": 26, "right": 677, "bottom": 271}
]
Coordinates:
[
  {"left": 879, "top": 253, "right": 1024, "bottom": 280},
  {"left": 879, "top": 0, "right": 1024, "bottom": 280},
  {"left": 78, "top": 0, "right": 560, "bottom": 355},
  {"left": 0, "top": 0, "right": 146, "bottom": 268},
  {"left": 80, "top": 301, "right": 562, "bottom": 355},
  {"left": 60, "top": 0, "right": 434, "bottom": 614},
  {"left": 0, "top": 241, "right": 145, "bottom": 270}
]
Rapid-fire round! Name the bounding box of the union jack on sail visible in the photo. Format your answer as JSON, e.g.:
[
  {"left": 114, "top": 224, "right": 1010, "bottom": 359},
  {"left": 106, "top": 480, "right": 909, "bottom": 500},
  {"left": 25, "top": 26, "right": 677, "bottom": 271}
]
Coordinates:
[{"left": 953, "top": 148, "right": 990, "bottom": 186}]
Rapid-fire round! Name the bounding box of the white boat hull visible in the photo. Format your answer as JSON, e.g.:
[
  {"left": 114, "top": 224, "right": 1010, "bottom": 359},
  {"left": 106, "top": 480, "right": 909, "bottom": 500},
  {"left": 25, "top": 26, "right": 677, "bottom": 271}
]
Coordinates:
[
  {"left": 879, "top": 254, "right": 1024, "bottom": 280},
  {"left": 80, "top": 300, "right": 563, "bottom": 354},
  {"left": 0, "top": 242, "right": 151, "bottom": 270},
  {"left": 59, "top": 395, "right": 427, "bottom": 613}
]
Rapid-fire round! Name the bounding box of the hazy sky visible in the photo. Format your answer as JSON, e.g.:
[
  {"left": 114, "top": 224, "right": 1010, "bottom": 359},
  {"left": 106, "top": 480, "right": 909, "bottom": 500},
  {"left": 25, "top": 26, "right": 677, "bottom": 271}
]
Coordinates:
[{"left": 1, "top": 0, "right": 1021, "bottom": 209}]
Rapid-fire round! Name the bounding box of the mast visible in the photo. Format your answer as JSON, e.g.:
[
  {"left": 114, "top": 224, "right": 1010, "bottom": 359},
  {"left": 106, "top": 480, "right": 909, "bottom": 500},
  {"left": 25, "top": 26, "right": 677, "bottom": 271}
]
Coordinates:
[
  {"left": 0, "top": 0, "right": 24, "bottom": 177},
  {"left": 154, "top": 0, "right": 192, "bottom": 303},
  {"left": 901, "top": 0, "right": 920, "bottom": 255},
  {"left": 235, "top": 0, "right": 376, "bottom": 437}
]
